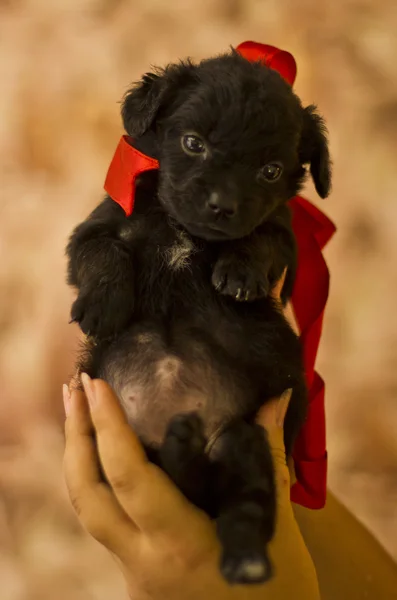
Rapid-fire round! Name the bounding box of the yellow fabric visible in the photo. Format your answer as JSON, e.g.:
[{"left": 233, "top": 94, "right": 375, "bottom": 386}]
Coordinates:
[{"left": 295, "top": 494, "right": 397, "bottom": 600}]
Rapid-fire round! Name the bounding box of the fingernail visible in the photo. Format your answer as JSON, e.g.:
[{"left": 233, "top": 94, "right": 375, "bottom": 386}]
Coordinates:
[
  {"left": 62, "top": 384, "right": 71, "bottom": 417},
  {"left": 81, "top": 372, "right": 96, "bottom": 407},
  {"left": 276, "top": 388, "right": 292, "bottom": 428}
]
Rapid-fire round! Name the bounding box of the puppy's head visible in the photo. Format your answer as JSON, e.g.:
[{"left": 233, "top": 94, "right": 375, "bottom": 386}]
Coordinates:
[{"left": 122, "top": 51, "right": 331, "bottom": 241}]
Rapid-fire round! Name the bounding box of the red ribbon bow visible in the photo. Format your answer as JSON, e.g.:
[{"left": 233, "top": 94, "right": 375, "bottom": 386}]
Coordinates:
[
  {"left": 236, "top": 41, "right": 297, "bottom": 86},
  {"left": 104, "top": 42, "right": 335, "bottom": 509}
]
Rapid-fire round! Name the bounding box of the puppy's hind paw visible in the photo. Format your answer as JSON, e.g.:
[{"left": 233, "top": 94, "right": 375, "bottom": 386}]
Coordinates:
[
  {"left": 159, "top": 413, "right": 211, "bottom": 510},
  {"left": 221, "top": 550, "right": 273, "bottom": 585}
]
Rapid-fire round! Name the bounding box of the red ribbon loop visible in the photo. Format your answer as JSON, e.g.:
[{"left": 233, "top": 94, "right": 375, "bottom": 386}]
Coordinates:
[{"left": 104, "top": 135, "right": 159, "bottom": 216}]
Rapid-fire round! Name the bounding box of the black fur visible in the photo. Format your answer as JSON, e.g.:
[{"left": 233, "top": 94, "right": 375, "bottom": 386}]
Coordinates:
[{"left": 66, "top": 49, "right": 331, "bottom": 585}]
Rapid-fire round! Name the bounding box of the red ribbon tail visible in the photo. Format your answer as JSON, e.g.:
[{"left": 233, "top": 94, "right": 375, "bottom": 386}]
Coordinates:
[{"left": 289, "top": 196, "right": 336, "bottom": 508}]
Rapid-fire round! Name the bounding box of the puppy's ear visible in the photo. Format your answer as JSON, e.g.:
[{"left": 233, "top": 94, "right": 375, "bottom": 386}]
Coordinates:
[
  {"left": 300, "top": 105, "right": 332, "bottom": 198},
  {"left": 121, "top": 62, "right": 194, "bottom": 137}
]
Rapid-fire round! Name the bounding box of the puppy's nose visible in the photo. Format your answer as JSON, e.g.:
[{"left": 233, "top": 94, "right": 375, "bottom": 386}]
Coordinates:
[{"left": 207, "top": 192, "right": 237, "bottom": 219}]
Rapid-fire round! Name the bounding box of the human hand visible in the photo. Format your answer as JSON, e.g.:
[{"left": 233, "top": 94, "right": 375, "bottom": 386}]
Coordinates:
[{"left": 63, "top": 376, "right": 320, "bottom": 600}]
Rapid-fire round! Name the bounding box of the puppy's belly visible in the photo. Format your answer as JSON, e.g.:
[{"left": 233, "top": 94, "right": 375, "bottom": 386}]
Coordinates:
[{"left": 100, "top": 329, "right": 248, "bottom": 448}]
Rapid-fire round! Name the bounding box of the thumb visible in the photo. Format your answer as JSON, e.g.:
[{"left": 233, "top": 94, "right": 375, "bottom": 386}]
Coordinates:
[{"left": 256, "top": 389, "right": 293, "bottom": 510}]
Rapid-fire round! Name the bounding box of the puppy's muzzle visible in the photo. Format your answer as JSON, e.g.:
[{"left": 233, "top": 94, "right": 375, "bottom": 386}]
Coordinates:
[{"left": 206, "top": 191, "right": 238, "bottom": 220}]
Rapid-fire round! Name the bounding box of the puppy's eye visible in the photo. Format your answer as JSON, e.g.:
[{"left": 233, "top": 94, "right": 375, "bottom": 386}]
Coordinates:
[
  {"left": 181, "top": 134, "right": 206, "bottom": 156},
  {"left": 259, "top": 163, "right": 283, "bottom": 182}
]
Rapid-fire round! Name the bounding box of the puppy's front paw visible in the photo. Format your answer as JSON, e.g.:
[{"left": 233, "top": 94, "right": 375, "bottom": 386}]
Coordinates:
[
  {"left": 70, "top": 281, "right": 135, "bottom": 339},
  {"left": 212, "top": 257, "right": 270, "bottom": 302}
]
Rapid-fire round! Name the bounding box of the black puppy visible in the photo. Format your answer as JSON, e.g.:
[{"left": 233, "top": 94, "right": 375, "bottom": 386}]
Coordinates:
[{"left": 66, "top": 50, "right": 331, "bottom": 584}]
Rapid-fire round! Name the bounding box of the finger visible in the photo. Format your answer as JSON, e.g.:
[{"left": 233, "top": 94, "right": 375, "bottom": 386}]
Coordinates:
[
  {"left": 283, "top": 301, "right": 300, "bottom": 334},
  {"left": 81, "top": 374, "right": 200, "bottom": 538},
  {"left": 271, "top": 267, "right": 287, "bottom": 302},
  {"left": 258, "top": 394, "right": 319, "bottom": 593},
  {"left": 287, "top": 455, "right": 297, "bottom": 486},
  {"left": 63, "top": 386, "right": 137, "bottom": 554},
  {"left": 64, "top": 387, "right": 98, "bottom": 484},
  {"left": 256, "top": 389, "right": 293, "bottom": 509},
  {"left": 270, "top": 267, "right": 300, "bottom": 332}
]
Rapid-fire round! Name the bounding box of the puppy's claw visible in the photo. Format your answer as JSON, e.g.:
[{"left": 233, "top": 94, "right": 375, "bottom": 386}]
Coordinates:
[{"left": 235, "top": 288, "right": 251, "bottom": 302}]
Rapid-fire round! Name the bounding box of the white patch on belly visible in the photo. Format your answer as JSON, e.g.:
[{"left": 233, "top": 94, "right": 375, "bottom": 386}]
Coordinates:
[
  {"left": 155, "top": 356, "right": 181, "bottom": 389},
  {"left": 118, "top": 356, "right": 186, "bottom": 444},
  {"left": 114, "top": 349, "right": 240, "bottom": 449},
  {"left": 165, "top": 230, "right": 195, "bottom": 271}
]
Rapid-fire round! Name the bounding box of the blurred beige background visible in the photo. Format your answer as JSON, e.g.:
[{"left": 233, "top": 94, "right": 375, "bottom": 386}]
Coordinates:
[{"left": 0, "top": 0, "right": 396, "bottom": 598}]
